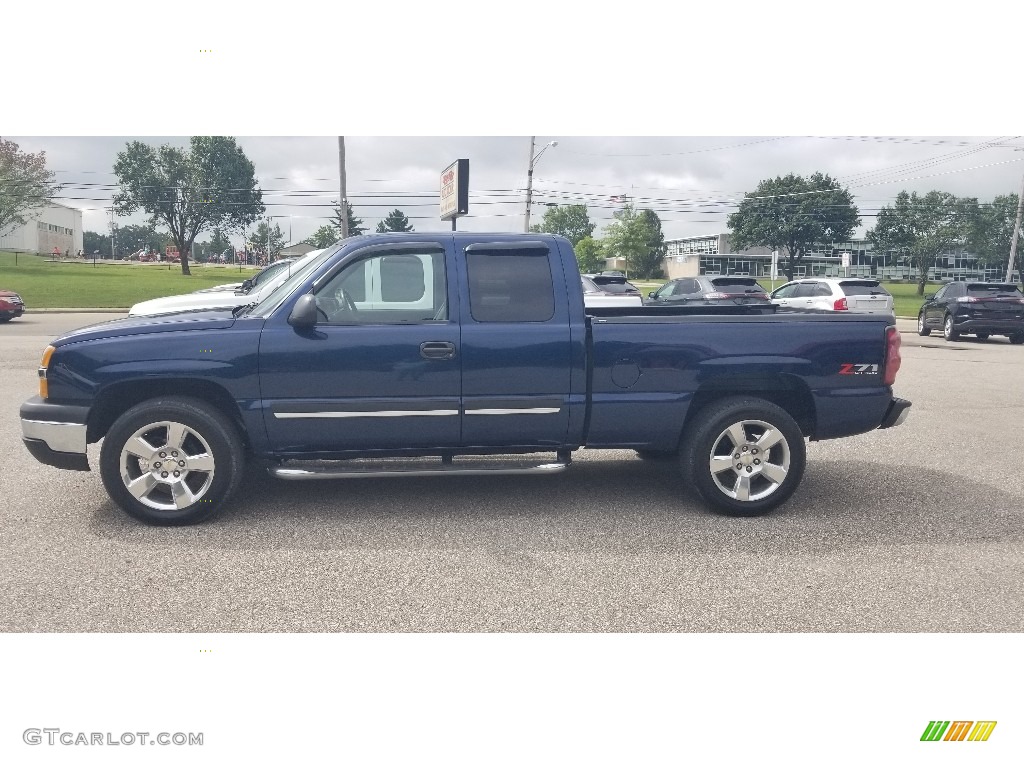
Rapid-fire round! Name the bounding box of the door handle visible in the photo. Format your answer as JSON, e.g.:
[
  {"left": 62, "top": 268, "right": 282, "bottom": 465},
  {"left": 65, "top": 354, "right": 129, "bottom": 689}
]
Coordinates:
[{"left": 420, "top": 341, "right": 456, "bottom": 360}]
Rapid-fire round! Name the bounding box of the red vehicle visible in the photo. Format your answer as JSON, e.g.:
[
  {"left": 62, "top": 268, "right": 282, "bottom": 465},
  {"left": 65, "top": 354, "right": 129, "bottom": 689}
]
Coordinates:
[
  {"left": 165, "top": 246, "right": 181, "bottom": 263},
  {"left": 0, "top": 290, "right": 26, "bottom": 322}
]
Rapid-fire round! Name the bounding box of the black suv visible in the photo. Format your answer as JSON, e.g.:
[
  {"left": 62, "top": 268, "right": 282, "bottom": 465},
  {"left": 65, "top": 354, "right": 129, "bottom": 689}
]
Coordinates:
[
  {"left": 645, "top": 276, "right": 770, "bottom": 306},
  {"left": 918, "top": 281, "right": 1024, "bottom": 343}
]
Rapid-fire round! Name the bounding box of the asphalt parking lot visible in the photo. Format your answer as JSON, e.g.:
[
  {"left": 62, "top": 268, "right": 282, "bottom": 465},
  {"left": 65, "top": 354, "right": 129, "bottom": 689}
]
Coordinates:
[{"left": 1, "top": 313, "right": 1022, "bottom": 632}]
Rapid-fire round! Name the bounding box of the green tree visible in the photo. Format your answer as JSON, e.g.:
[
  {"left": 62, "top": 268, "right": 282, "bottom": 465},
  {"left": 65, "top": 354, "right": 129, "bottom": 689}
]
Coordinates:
[
  {"left": 868, "top": 190, "right": 977, "bottom": 296},
  {"left": 113, "top": 224, "right": 171, "bottom": 256},
  {"left": 113, "top": 136, "right": 264, "bottom": 275},
  {"left": 304, "top": 225, "right": 340, "bottom": 249},
  {"left": 574, "top": 236, "right": 606, "bottom": 274},
  {"left": 83, "top": 230, "right": 111, "bottom": 258},
  {"left": 248, "top": 221, "right": 286, "bottom": 259},
  {"left": 602, "top": 204, "right": 650, "bottom": 278},
  {"left": 330, "top": 201, "right": 366, "bottom": 237},
  {"left": 968, "top": 193, "right": 1019, "bottom": 271},
  {"left": 635, "top": 209, "right": 666, "bottom": 278},
  {"left": 0, "top": 138, "right": 60, "bottom": 238},
  {"left": 375, "top": 208, "right": 415, "bottom": 233},
  {"left": 209, "top": 226, "right": 232, "bottom": 257},
  {"left": 728, "top": 172, "right": 860, "bottom": 281},
  {"left": 529, "top": 204, "right": 595, "bottom": 245}
]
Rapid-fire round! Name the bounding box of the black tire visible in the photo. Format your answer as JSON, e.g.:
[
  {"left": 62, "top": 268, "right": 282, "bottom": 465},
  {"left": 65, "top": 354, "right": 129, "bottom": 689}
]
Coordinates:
[
  {"left": 976, "top": 333, "right": 990, "bottom": 341},
  {"left": 635, "top": 449, "right": 677, "bottom": 462},
  {"left": 99, "top": 397, "right": 245, "bottom": 525},
  {"left": 0, "top": 316, "right": 11, "bottom": 323},
  {"left": 1010, "top": 332, "right": 1024, "bottom": 345},
  {"left": 916, "top": 313, "right": 930, "bottom": 337},
  {"left": 943, "top": 314, "right": 960, "bottom": 341},
  {"left": 679, "top": 396, "right": 806, "bottom": 517}
]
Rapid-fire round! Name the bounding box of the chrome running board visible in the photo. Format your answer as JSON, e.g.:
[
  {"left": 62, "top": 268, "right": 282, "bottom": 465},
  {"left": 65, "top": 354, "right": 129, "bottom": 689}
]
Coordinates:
[{"left": 269, "top": 455, "right": 570, "bottom": 480}]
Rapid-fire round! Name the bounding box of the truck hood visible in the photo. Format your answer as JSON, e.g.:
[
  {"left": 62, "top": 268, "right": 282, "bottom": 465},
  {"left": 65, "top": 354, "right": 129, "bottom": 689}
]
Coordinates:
[{"left": 54, "top": 309, "right": 240, "bottom": 346}]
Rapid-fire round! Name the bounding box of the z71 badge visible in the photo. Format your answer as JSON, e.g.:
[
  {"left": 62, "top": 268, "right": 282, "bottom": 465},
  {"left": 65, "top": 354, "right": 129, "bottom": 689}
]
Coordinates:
[{"left": 839, "top": 363, "right": 879, "bottom": 375}]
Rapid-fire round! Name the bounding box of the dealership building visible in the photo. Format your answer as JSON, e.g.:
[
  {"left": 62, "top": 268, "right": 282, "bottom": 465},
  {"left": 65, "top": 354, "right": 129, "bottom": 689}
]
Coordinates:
[
  {"left": 0, "top": 201, "right": 84, "bottom": 256},
  {"left": 606, "top": 232, "right": 1018, "bottom": 283}
]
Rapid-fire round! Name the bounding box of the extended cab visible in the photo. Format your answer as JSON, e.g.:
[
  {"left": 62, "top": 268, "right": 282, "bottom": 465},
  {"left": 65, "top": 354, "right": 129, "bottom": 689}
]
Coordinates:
[{"left": 21, "top": 233, "right": 910, "bottom": 525}]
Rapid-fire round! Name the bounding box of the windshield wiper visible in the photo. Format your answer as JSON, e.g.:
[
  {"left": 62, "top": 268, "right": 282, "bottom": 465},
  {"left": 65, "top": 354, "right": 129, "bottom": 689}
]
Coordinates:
[{"left": 232, "top": 302, "right": 258, "bottom": 318}]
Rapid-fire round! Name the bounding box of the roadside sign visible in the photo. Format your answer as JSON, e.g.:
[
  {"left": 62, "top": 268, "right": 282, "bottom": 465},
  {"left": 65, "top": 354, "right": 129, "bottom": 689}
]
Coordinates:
[{"left": 770, "top": 250, "right": 778, "bottom": 280}]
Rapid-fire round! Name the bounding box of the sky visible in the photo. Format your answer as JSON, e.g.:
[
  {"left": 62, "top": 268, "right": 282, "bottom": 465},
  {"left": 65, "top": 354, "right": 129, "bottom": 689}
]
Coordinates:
[{"left": 9, "top": 134, "right": 1024, "bottom": 248}]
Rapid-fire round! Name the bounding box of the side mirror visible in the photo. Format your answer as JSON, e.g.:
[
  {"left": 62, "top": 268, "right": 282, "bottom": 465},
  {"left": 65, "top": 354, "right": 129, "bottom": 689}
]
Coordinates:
[
  {"left": 924, "top": 293, "right": 934, "bottom": 300},
  {"left": 241, "top": 278, "right": 253, "bottom": 292},
  {"left": 648, "top": 291, "right": 657, "bottom": 299},
  {"left": 288, "top": 294, "right": 319, "bottom": 328}
]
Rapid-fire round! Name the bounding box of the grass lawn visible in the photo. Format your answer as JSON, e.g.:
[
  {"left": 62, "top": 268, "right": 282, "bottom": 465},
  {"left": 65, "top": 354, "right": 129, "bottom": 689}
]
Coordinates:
[{"left": 0, "top": 252, "right": 260, "bottom": 308}]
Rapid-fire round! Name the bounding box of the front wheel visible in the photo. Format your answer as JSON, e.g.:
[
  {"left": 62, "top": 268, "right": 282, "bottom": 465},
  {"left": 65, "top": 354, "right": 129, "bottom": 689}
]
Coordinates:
[
  {"left": 917, "top": 313, "right": 930, "bottom": 336},
  {"left": 943, "top": 314, "right": 960, "bottom": 341},
  {"left": 99, "top": 397, "right": 246, "bottom": 525},
  {"left": 680, "top": 397, "right": 806, "bottom": 516},
  {"left": 976, "top": 333, "right": 990, "bottom": 341}
]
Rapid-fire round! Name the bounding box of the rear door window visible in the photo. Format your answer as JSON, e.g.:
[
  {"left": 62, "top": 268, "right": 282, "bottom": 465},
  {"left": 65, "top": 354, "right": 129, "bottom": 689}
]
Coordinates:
[{"left": 466, "top": 249, "right": 554, "bottom": 322}]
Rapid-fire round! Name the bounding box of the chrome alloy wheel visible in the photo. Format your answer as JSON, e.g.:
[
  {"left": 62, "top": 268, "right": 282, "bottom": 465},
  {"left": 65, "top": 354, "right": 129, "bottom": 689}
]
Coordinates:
[
  {"left": 918, "top": 314, "right": 925, "bottom": 333},
  {"left": 708, "top": 419, "right": 791, "bottom": 502},
  {"left": 119, "top": 420, "right": 216, "bottom": 510}
]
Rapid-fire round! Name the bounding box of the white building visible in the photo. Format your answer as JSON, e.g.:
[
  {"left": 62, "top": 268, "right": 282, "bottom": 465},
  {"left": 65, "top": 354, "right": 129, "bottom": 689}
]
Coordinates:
[{"left": 0, "top": 201, "right": 84, "bottom": 256}]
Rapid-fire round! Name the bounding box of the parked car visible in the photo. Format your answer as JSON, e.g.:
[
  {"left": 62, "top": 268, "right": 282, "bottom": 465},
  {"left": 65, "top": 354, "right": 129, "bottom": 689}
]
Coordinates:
[
  {"left": 581, "top": 274, "right": 643, "bottom": 307},
  {"left": 645, "top": 276, "right": 770, "bottom": 306},
  {"left": 0, "top": 290, "right": 25, "bottom": 322},
  {"left": 770, "top": 278, "right": 894, "bottom": 314},
  {"left": 192, "top": 258, "right": 297, "bottom": 294},
  {"left": 918, "top": 281, "right": 1024, "bottom": 343},
  {"left": 128, "top": 250, "right": 325, "bottom": 316}
]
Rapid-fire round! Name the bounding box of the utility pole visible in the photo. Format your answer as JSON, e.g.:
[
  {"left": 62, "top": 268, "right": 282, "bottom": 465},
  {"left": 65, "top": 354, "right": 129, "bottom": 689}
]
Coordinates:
[
  {"left": 1005, "top": 171, "right": 1024, "bottom": 284},
  {"left": 338, "top": 136, "right": 349, "bottom": 238}
]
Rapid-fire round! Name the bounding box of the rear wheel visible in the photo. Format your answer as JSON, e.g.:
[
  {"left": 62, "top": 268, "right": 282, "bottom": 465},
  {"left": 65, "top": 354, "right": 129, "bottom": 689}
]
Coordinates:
[
  {"left": 679, "top": 397, "right": 806, "bottom": 516},
  {"left": 943, "top": 314, "right": 960, "bottom": 341},
  {"left": 976, "top": 333, "right": 990, "bottom": 341},
  {"left": 917, "top": 313, "right": 930, "bottom": 336},
  {"left": 99, "top": 397, "right": 245, "bottom": 525}
]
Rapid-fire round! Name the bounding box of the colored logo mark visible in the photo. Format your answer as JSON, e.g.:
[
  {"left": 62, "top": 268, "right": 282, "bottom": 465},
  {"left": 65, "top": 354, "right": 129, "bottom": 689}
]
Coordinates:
[{"left": 921, "top": 721, "right": 997, "bottom": 742}]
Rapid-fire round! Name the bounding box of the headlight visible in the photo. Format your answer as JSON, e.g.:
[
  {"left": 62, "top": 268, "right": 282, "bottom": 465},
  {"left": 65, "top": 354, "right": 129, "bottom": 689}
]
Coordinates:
[{"left": 38, "top": 345, "right": 55, "bottom": 399}]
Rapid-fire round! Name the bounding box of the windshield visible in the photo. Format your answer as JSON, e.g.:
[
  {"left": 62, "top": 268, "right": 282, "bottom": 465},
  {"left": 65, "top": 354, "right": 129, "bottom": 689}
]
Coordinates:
[{"left": 247, "top": 246, "right": 339, "bottom": 318}]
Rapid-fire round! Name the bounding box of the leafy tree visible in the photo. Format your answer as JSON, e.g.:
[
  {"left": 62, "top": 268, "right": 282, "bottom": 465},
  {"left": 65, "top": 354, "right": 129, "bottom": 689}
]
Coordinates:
[
  {"left": 303, "top": 225, "right": 340, "bottom": 249},
  {"left": 529, "top": 204, "right": 595, "bottom": 245},
  {"left": 868, "top": 190, "right": 977, "bottom": 295},
  {"left": 0, "top": 138, "right": 60, "bottom": 238},
  {"left": 636, "top": 209, "right": 666, "bottom": 279},
  {"left": 375, "top": 208, "right": 415, "bottom": 233},
  {"left": 968, "top": 193, "right": 1019, "bottom": 271},
  {"left": 209, "top": 226, "right": 232, "bottom": 257},
  {"left": 602, "top": 204, "right": 650, "bottom": 278},
  {"left": 248, "top": 221, "right": 286, "bottom": 258},
  {"left": 574, "top": 236, "right": 606, "bottom": 274},
  {"left": 330, "top": 201, "right": 365, "bottom": 237},
  {"left": 113, "top": 136, "right": 264, "bottom": 275},
  {"left": 83, "top": 230, "right": 111, "bottom": 257},
  {"left": 728, "top": 172, "right": 860, "bottom": 281},
  {"left": 113, "top": 224, "right": 171, "bottom": 256}
]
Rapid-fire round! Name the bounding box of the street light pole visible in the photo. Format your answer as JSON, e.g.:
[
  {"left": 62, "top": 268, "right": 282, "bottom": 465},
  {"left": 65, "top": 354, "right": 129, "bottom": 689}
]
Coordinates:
[
  {"left": 1004, "top": 170, "right": 1024, "bottom": 284},
  {"left": 524, "top": 137, "right": 558, "bottom": 232},
  {"left": 338, "top": 137, "right": 349, "bottom": 239}
]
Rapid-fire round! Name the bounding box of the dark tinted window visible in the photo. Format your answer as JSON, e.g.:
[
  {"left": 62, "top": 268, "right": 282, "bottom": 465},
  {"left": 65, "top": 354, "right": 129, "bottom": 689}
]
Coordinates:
[
  {"left": 467, "top": 250, "right": 554, "bottom": 322},
  {"left": 967, "top": 284, "right": 1023, "bottom": 298},
  {"left": 793, "top": 283, "right": 819, "bottom": 298},
  {"left": 813, "top": 283, "right": 833, "bottom": 297},
  {"left": 590, "top": 275, "right": 627, "bottom": 286},
  {"left": 595, "top": 281, "right": 634, "bottom": 294},
  {"left": 676, "top": 279, "right": 699, "bottom": 294},
  {"left": 839, "top": 281, "right": 888, "bottom": 296}
]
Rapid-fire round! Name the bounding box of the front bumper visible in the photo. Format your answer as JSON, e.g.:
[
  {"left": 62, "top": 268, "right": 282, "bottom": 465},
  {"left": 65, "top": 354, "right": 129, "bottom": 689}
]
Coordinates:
[
  {"left": 878, "top": 397, "right": 912, "bottom": 429},
  {"left": 0, "top": 302, "right": 24, "bottom": 318},
  {"left": 20, "top": 396, "right": 91, "bottom": 471}
]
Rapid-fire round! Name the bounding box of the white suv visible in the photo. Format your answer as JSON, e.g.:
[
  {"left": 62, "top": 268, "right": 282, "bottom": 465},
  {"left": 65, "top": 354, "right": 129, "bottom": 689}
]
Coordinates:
[{"left": 770, "top": 278, "right": 894, "bottom": 314}]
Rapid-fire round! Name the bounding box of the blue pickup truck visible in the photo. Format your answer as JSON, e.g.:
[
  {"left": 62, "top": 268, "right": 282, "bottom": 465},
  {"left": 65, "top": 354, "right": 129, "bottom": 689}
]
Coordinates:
[{"left": 21, "top": 233, "right": 910, "bottom": 525}]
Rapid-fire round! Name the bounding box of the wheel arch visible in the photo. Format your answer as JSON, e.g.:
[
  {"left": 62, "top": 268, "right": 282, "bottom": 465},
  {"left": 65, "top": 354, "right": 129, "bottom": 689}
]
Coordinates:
[{"left": 87, "top": 379, "right": 247, "bottom": 446}]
